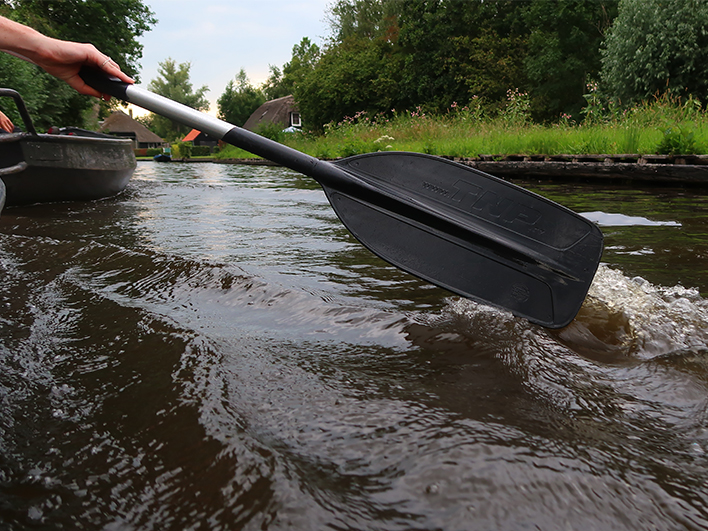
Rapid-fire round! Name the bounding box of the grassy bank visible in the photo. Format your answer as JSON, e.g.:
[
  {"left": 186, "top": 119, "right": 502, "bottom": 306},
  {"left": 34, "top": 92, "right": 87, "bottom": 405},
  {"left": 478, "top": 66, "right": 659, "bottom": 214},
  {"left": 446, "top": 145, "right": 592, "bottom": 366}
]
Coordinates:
[{"left": 214, "top": 95, "right": 708, "bottom": 161}]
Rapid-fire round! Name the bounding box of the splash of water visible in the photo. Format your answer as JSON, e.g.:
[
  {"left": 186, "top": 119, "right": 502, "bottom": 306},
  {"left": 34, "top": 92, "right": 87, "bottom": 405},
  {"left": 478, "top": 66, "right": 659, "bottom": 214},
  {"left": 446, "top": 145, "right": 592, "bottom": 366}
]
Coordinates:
[{"left": 446, "top": 265, "right": 708, "bottom": 362}]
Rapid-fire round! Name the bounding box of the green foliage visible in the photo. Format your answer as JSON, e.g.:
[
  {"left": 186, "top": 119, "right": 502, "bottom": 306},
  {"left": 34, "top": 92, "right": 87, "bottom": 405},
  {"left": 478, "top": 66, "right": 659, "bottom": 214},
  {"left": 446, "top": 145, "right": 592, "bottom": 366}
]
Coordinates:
[
  {"left": 292, "top": 0, "right": 619, "bottom": 129},
  {"left": 262, "top": 38, "right": 320, "bottom": 100},
  {"left": 499, "top": 88, "right": 532, "bottom": 126},
  {"left": 265, "top": 96, "right": 708, "bottom": 159},
  {"left": 212, "top": 144, "right": 262, "bottom": 160},
  {"left": 396, "top": 0, "right": 526, "bottom": 113},
  {"left": 621, "top": 126, "right": 642, "bottom": 154},
  {"left": 521, "top": 0, "right": 618, "bottom": 121},
  {"left": 261, "top": 65, "right": 289, "bottom": 101},
  {"left": 148, "top": 59, "right": 209, "bottom": 141},
  {"left": 326, "top": 0, "right": 402, "bottom": 41},
  {"left": 601, "top": 0, "right": 708, "bottom": 105},
  {"left": 255, "top": 121, "right": 286, "bottom": 143},
  {"left": 656, "top": 125, "right": 700, "bottom": 155},
  {"left": 217, "top": 69, "right": 265, "bottom": 126},
  {"left": 296, "top": 36, "right": 401, "bottom": 131},
  {"left": 580, "top": 80, "right": 605, "bottom": 123},
  {"left": 171, "top": 141, "right": 193, "bottom": 160},
  {"left": 191, "top": 145, "right": 212, "bottom": 157}
]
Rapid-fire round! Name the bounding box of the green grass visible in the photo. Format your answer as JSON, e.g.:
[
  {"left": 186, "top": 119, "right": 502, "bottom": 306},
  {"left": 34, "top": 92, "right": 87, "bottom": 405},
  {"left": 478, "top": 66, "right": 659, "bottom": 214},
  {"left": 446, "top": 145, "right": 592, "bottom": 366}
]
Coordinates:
[{"left": 214, "top": 95, "right": 708, "bottom": 160}]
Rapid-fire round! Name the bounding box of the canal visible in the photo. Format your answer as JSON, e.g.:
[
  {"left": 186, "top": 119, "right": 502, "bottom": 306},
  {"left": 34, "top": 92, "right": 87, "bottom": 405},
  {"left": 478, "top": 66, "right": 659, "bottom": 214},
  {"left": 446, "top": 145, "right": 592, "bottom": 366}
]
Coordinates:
[{"left": 0, "top": 161, "right": 707, "bottom": 529}]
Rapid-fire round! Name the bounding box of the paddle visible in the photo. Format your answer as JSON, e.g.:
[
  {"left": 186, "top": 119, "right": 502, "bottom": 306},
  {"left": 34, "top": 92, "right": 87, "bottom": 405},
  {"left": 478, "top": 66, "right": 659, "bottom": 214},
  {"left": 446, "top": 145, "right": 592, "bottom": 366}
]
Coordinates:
[{"left": 80, "top": 67, "right": 603, "bottom": 328}]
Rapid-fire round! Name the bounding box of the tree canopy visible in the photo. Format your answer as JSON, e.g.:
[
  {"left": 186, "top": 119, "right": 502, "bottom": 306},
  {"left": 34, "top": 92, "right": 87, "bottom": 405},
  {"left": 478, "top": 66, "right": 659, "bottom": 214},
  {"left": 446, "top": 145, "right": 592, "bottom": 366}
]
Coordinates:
[
  {"left": 288, "top": 0, "right": 621, "bottom": 130},
  {"left": 147, "top": 59, "right": 209, "bottom": 141},
  {"left": 217, "top": 69, "right": 265, "bottom": 127},
  {"left": 262, "top": 37, "right": 321, "bottom": 101},
  {"left": 601, "top": 0, "right": 708, "bottom": 105},
  {"left": 522, "top": 0, "right": 616, "bottom": 118}
]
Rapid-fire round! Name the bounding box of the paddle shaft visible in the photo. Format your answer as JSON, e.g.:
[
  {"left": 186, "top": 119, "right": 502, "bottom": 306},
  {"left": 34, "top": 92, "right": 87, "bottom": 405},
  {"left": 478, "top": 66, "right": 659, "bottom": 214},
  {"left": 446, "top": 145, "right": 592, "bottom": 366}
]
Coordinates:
[
  {"left": 80, "top": 67, "right": 603, "bottom": 328},
  {"left": 83, "top": 69, "right": 566, "bottom": 264},
  {"left": 81, "top": 70, "right": 560, "bottom": 264},
  {"left": 79, "top": 68, "right": 355, "bottom": 188}
]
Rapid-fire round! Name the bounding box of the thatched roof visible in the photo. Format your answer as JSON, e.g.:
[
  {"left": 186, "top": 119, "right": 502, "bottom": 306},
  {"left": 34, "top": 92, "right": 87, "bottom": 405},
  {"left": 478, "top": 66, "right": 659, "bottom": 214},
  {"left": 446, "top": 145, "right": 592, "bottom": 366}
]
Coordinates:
[
  {"left": 99, "top": 110, "right": 166, "bottom": 144},
  {"left": 243, "top": 95, "right": 298, "bottom": 131}
]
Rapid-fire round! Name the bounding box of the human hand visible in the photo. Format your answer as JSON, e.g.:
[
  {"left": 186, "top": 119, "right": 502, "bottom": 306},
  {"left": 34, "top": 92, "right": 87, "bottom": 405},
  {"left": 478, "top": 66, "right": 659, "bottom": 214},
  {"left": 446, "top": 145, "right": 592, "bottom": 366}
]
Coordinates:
[
  {"left": 0, "top": 110, "right": 13, "bottom": 132},
  {"left": 32, "top": 38, "right": 134, "bottom": 100}
]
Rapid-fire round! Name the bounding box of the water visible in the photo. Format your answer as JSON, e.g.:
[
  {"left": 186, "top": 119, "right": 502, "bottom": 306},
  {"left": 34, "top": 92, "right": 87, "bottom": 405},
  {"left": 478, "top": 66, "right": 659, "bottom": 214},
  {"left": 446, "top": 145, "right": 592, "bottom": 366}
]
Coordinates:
[{"left": 0, "top": 161, "right": 707, "bottom": 530}]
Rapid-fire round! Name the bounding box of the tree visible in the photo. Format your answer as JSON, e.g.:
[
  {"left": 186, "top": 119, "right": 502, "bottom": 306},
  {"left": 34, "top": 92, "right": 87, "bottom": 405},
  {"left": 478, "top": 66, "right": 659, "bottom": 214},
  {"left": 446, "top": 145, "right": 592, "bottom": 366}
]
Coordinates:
[
  {"left": 262, "top": 37, "right": 321, "bottom": 100},
  {"left": 298, "top": 0, "right": 525, "bottom": 128},
  {"left": 217, "top": 69, "right": 265, "bottom": 126},
  {"left": 0, "top": 0, "right": 156, "bottom": 129},
  {"left": 292, "top": 0, "right": 619, "bottom": 127},
  {"left": 261, "top": 65, "right": 290, "bottom": 100},
  {"left": 147, "top": 59, "right": 209, "bottom": 141},
  {"left": 0, "top": 53, "right": 49, "bottom": 128},
  {"left": 601, "top": 0, "right": 708, "bottom": 105},
  {"left": 326, "top": 0, "right": 402, "bottom": 41},
  {"left": 396, "top": 0, "right": 527, "bottom": 113},
  {"left": 522, "top": 0, "right": 618, "bottom": 120},
  {"left": 296, "top": 36, "right": 401, "bottom": 130},
  {"left": 292, "top": 1, "right": 404, "bottom": 129}
]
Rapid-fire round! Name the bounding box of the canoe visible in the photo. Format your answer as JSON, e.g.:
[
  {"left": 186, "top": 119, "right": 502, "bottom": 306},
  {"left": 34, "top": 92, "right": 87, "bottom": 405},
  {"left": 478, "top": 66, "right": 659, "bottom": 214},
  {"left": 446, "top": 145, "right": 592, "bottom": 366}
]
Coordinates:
[
  {"left": 0, "top": 88, "right": 136, "bottom": 208},
  {"left": 0, "top": 130, "right": 136, "bottom": 206}
]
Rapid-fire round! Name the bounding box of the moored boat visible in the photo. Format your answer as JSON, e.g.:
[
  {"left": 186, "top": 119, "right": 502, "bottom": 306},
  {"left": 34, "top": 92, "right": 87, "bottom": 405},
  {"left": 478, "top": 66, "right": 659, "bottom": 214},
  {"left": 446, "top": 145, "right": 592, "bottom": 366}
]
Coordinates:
[{"left": 0, "top": 88, "right": 136, "bottom": 208}]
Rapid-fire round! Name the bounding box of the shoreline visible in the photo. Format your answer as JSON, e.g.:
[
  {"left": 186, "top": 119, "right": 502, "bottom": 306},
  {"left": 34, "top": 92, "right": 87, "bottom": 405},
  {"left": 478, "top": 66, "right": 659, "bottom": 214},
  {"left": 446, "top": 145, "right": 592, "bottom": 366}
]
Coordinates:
[{"left": 142, "top": 154, "right": 708, "bottom": 185}]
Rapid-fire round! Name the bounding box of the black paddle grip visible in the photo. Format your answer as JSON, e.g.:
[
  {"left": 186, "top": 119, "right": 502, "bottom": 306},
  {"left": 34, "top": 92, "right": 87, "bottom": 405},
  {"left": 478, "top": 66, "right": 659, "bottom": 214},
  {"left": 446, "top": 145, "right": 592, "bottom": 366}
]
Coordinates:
[{"left": 79, "top": 66, "right": 130, "bottom": 101}]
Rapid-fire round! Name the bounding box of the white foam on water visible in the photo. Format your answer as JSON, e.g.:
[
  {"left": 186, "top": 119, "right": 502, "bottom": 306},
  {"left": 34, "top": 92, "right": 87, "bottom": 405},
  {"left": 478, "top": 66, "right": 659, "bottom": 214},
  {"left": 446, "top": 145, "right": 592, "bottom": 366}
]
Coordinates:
[
  {"left": 444, "top": 264, "right": 708, "bottom": 362},
  {"left": 580, "top": 211, "right": 682, "bottom": 227},
  {"left": 584, "top": 265, "right": 708, "bottom": 359}
]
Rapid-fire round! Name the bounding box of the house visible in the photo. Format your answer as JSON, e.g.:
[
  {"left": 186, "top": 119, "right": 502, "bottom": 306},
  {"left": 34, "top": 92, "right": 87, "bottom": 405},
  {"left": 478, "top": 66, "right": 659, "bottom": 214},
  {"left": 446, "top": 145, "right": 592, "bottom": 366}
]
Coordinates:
[
  {"left": 243, "top": 95, "right": 301, "bottom": 132},
  {"left": 181, "top": 128, "right": 219, "bottom": 148},
  {"left": 99, "top": 110, "right": 168, "bottom": 150}
]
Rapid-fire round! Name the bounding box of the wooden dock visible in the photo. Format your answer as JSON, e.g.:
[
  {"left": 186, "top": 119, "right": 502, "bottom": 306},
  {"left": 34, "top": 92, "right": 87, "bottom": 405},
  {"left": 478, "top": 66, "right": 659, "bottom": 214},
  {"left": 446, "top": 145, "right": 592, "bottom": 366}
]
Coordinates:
[
  {"left": 450, "top": 154, "right": 708, "bottom": 184},
  {"left": 164, "top": 154, "right": 708, "bottom": 185}
]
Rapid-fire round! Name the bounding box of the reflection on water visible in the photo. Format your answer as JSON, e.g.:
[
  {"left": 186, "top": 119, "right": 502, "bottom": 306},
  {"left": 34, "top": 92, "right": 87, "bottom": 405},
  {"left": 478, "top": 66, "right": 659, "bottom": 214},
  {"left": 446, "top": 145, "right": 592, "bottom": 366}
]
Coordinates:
[
  {"left": 518, "top": 180, "right": 708, "bottom": 296},
  {"left": 580, "top": 211, "right": 682, "bottom": 227},
  {"left": 0, "top": 162, "right": 707, "bottom": 529}
]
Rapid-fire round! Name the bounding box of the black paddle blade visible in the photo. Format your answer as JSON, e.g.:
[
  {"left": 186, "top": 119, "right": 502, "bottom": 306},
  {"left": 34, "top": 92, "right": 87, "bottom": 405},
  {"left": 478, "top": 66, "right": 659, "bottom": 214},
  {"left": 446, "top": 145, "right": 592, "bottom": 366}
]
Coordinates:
[{"left": 324, "top": 152, "right": 603, "bottom": 328}]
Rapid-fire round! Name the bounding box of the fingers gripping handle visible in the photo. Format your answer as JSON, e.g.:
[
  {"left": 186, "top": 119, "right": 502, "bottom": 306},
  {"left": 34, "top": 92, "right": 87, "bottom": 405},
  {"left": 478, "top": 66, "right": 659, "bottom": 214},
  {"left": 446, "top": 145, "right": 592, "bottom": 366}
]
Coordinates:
[{"left": 79, "top": 66, "right": 130, "bottom": 101}]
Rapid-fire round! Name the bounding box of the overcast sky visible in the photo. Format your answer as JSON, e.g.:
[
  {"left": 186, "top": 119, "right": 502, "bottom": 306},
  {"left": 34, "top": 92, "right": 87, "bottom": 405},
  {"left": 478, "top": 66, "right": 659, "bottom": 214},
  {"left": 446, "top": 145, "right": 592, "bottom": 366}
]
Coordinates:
[{"left": 134, "top": 0, "right": 332, "bottom": 115}]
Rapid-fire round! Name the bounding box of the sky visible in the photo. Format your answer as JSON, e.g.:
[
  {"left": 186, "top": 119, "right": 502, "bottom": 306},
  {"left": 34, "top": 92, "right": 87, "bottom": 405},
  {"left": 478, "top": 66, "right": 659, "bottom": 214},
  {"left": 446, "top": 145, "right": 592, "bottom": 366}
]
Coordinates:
[{"left": 131, "top": 0, "right": 333, "bottom": 116}]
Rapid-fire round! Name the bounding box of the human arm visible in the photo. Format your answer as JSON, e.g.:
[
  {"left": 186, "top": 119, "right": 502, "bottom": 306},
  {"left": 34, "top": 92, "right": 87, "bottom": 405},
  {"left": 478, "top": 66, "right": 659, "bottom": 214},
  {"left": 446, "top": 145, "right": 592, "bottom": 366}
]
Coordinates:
[{"left": 0, "top": 16, "right": 133, "bottom": 99}]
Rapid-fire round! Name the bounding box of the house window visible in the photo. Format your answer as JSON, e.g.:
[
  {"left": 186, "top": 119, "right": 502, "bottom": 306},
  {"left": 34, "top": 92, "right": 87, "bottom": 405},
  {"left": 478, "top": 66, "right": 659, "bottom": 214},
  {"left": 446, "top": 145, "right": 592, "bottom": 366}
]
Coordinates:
[{"left": 290, "top": 112, "right": 301, "bottom": 127}]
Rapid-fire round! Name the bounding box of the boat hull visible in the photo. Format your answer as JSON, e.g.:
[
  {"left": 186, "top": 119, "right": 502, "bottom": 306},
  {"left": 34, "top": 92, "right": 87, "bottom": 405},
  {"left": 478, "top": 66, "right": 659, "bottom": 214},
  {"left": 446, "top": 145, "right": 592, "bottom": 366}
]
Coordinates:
[{"left": 0, "top": 132, "right": 136, "bottom": 206}]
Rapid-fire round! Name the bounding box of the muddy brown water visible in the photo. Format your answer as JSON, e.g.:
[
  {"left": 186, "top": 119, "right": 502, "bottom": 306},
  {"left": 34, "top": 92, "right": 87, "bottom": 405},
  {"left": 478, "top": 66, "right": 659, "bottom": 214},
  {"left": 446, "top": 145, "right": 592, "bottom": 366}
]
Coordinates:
[{"left": 0, "top": 161, "right": 707, "bottom": 530}]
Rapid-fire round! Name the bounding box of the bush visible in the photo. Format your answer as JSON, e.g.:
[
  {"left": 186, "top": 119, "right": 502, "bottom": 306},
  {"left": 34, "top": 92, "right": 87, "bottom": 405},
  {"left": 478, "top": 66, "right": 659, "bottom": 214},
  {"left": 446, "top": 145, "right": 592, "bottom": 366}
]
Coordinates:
[
  {"left": 191, "top": 145, "right": 212, "bottom": 156},
  {"left": 601, "top": 0, "right": 708, "bottom": 105},
  {"left": 171, "top": 141, "right": 193, "bottom": 159},
  {"left": 256, "top": 122, "right": 286, "bottom": 143},
  {"left": 655, "top": 125, "right": 700, "bottom": 155}
]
